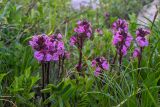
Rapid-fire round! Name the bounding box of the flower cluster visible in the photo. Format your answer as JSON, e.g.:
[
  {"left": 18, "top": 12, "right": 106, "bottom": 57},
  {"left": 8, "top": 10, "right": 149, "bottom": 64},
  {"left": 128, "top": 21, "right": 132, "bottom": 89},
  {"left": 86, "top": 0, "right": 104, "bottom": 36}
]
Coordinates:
[
  {"left": 29, "top": 33, "right": 67, "bottom": 62},
  {"left": 112, "top": 19, "right": 133, "bottom": 56},
  {"left": 95, "top": 28, "right": 103, "bottom": 35},
  {"left": 132, "top": 28, "right": 150, "bottom": 58},
  {"left": 136, "top": 28, "right": 150, "bottom": 47},
  {"left": 112, "top": 19, "right": 128, "bottom": 34},
  {"left": 104, "top": 12, "right": 110, "bottom": 21},
  {"left": 70, "top": 20, "right": 92, "bottom": 46},
  {"left": 133, "top": 48, "right": 140, "bottom": 58},
  {"left": 91, "top": 57, "right": 109, "bottom": 76},
  {"left": 70, "top": 20, "right": 92, "bottom": 73}
]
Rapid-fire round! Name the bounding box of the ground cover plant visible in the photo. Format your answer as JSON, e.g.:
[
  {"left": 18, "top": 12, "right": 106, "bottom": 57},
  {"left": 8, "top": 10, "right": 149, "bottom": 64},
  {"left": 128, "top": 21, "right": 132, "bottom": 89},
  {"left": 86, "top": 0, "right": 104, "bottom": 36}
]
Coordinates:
[{"left": 0, "top": 0, "right": 160, "bottom": 107}]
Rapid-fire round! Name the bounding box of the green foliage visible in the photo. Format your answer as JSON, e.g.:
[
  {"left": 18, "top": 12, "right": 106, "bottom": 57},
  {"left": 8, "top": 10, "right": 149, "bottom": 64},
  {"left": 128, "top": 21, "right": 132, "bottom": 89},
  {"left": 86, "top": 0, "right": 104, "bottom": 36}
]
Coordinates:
[
  {"left": 8, "top": 67, "right": 40, "bottom": 106},
  {"left": 101, "top": 0, "right": 153, "bottom": 18}
]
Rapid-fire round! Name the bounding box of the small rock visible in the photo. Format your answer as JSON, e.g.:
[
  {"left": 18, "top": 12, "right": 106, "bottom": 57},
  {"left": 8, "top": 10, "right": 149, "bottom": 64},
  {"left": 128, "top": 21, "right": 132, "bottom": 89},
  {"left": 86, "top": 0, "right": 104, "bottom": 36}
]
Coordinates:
[
  {"left": 71, "top": 0, "right": 99, "bottom": 10},
  {"left": 137, "top": 0, "right": 160, "bottom": 26}
]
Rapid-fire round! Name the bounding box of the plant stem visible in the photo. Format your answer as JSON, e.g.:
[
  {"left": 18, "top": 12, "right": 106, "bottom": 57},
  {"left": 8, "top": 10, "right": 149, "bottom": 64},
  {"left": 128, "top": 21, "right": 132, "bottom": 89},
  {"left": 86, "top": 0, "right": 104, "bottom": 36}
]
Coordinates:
[
  {"left": 46, "top": 62, "right": 50, "bottom": 107},
  {"left": 41, "top": 63, "right": 45, "bottom": 103},
  {"left": 42, "top": 62, "right": 51, "bottom": 107},
  {"left": 137, "top": 47, "right": 143, "bottom": 106},
  {"left": 119, "top": 50, "right": 123, "bottom": 71},
  {"left": 58, "top": 56, "right": 61, "bottom": 79},
  {"left": 118, "top": 43, "right": 123, "bottom": 71},
  {"left": 110, "top": 52, "right": 117, "bottom": 72},
  {"left": 138, "top": 47, "right": 143, "bottom": 75},
  {"left": 77, "top": 37, "right": 84, "bottom": 76},
  {"left": 61, "top": 56, "right": 65, "bottom": 78}
]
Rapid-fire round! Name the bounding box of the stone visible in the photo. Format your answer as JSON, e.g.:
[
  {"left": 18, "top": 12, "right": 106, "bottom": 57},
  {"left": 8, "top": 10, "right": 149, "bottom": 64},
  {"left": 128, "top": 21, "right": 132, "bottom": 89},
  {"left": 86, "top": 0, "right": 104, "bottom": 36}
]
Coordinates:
[
  {"left": 137, "top": 0, "right": 160, "bottom": 26},
  {"left": 71, "top": 0, "right": 99, "bottom": 10}
]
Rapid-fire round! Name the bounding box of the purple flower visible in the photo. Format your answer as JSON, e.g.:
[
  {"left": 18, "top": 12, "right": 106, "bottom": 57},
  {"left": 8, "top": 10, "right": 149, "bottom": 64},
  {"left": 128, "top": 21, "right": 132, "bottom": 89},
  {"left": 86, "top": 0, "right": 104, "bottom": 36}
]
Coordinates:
[
  {"left": 121, "top": 45, "right": 127, "bottom": 56},
  {"left": 29, "top": 36, "right": 39, "bottom": 48},
  {"left": 74, "top": 20, "right": 92, "bottom": 38},
  {"left": 91, "top": 60, "right": 97, "bottom": 67},
  {"left": 125, "top": 35, "right": 133, "bottom": 47},
  {"left": 91, "top": 57, "right": 109, "bottom": 76},
  {"left": 95, "top": 28, "right": 103, "bottom": 35},
  {"left": 45, "top": 53, "right": 53, "bottom": 61},
  {"left": 52, "top": 53, "right": 59, "bottom": 61},
  {"left": 70, "top": 35, "right": 77, "bottom": 46},
  {"left": 29, "top": 34, "right": 49, "bottom": 51},
  {"left": 112, "top": 19, "right": 128, "bottom": 34},
  {"left": 136, "top": 28, "right": 150, "bottom": 47},
  {"left": 34, "top": 51, "right": 52, "bottom": 62},
  {"left": 112, "top": 30, "right": 133, "bottom": 56},
  {"left": 112, "top": 31, "right": 123, "bottom": 45},
  {"left": 133, "top": 48, "right": 140, "bottom": 58},
  {"left": 29, "top": 34, "right": 53, "bottom": 62},
  {"left": 57, "top": 42, "right": 64, "bottom": 50},
  {"left": 63, "top": 51, "right": 70, "bottom": 59},
  {"left": 34, "top": 51, "right": 44, "bottom": 61},
  {"left": 101, "top": 61, "right": 109, "bottom": 70},
  {"left": 136, "top": 28, "right": 150, "bottom": 37},
  {"left": 104, "top": 12, "right": 110, "bottom": 21},
  {"left": 94, "top": 67, "right": 101, "bottom": 77},
  {"left": 29, "top": 33, "right": 67, "bottom": 62},
  {"left": 49, "top": 33, "right": 65, "bottom": 56},
  {"left": 112, "top": 19, "right": 133, "bottom": 57},
  {"left": 50, "top": 33, "right": 63, "bottom": 41},
  {"left": 69, "top": 20, "right": 92, "bottom": 73},
  {"left": 69, "top": 20, "right": 92, "bottom": 46},
  {"left": 136, "top": 36, "right": 149, "bottom": 47},
  {"left": 57, "top": 33, "right": 63, "bottom": 39}
]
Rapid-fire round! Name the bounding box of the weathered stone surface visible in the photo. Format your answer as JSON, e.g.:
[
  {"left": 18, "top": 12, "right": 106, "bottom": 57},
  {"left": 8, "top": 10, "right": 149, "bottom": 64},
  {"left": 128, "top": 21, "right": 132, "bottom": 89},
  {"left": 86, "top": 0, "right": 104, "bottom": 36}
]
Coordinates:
[
  {"left": 71, "top": 0, "right": 99, "bottom": 10},
  {"left": 137, "top": 0, "right": 160, "bottom": 26}
]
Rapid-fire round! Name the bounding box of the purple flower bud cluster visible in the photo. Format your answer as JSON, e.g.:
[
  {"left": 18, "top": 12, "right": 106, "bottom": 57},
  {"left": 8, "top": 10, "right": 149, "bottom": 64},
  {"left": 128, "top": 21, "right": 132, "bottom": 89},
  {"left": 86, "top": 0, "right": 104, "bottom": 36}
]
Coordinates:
[
  {"left": 69, "top": 20, "right": 92, "bottom": 73},
  {"left": 112, "top": 19, "right": 133, "bottom": 56},
  {"left": 112, "top": 19, "right": 128, "bottom": 34},
  {"left": 136, "top": 28, "right": 150, "bottom": 47},
  {"left": 104, "top": 12, "right": 110, "bottom": 21},
  {"left": 132, "top": 28, "right": 150, "bottom": 58},
  {"left": 70, "top": 20, "right": 92, "bottom": 46},
  {"left": 95, "top": 28, "right": 103, "bottom": 35},
  {"left": 91, "top": 57, "right": 109, "bottom": 77},
  {"left": 29, "top": 33, "right": 68, "bottom": 62},
  {"left": 132, "top": 48, "right": 140, "bottom": 58}
]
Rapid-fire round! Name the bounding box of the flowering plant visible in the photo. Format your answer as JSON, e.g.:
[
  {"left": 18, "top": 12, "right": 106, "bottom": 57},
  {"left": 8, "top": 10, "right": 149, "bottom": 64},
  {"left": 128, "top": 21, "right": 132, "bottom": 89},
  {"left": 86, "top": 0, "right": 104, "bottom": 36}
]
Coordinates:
[
  {"left": 91, "top": 57, "right": 109, "bottom": 76},
  {"left": 70, "top": 20, "right": 92, "bottom": 74},
  {"left": 112, "top": 19, "right": 133, "bottom": 65}
]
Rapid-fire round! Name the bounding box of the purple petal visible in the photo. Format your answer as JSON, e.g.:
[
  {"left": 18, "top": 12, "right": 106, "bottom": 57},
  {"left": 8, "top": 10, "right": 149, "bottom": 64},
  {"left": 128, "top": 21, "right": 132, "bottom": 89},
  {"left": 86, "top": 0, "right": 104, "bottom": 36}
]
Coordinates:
[
  {"left": 102, "top": 61, "right": 109, "bottom": 70},
  {"left": 91, "top": 60, "right": 97, "bottom": 67},
  {"left": 34, "top": 51, "right": 44, "bottom": 61}
]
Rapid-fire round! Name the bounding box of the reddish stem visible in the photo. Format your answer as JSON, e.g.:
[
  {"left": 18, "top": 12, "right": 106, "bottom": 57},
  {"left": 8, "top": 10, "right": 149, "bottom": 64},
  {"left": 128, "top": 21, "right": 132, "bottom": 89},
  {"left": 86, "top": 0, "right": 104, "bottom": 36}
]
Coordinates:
[
  {"left": 138, "top": 47, "right": 143, "bottom": 74},
  {"left": 41, "top": 62, "right": 51, "bottom": 107},
  {"left": 46, "top": 62, "right": 51, "bottom": 107},
  {"left": 110, "top": 52, "right": 117, "bottom": 72},
  {"left": 58, "top": 56, "right": 61, "bottom": 78},
  {"left": 77, "top": 36, "right": 84, "bottom": 76},
  {"left": 118, "top": 44, "right": 123, "bottom": 70},
  {"left": 41, "top": 63, "right": 45, "bottom": 103},
  {"left": 137, "top": 47, "right": 143, "bottom": 106}
]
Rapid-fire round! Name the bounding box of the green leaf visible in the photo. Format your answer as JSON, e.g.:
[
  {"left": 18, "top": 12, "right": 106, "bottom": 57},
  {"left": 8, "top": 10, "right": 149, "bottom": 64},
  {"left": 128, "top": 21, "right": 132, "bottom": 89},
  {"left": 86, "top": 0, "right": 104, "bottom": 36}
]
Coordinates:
[
  {"left": 25, "top": 67, "right": 31, "bottom": 78},
  {"left": 57, "top": 81, "right": 65, "bottom": 91},
  {"left": 58, "top": 96, "right": 63, "bottom": 107},
  {"left": 60, "top": 84, "right": 71, "bottom": 95},
  {"left": 43, "top": 94, "right": 56, "bottom": 105},
  {"left": 0, "top": 73, "right": 8, "bottom": 83},
  {"left": 41, "top": 88, "right": 51, "bottom": 93}
]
